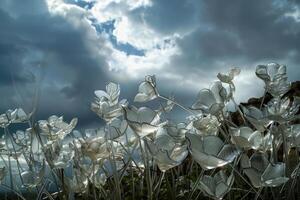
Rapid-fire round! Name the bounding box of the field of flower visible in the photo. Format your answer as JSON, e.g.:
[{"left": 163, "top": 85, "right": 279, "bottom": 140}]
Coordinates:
[{"left": 0, "top": 63, "right": 299, "bottom": 199}]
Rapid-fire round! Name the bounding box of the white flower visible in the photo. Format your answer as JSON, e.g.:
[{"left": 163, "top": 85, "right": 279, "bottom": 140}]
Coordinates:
[
  {"left": 230, "top": 126, "right": 265, "bottom": 150},
  {"left": 256, "top": 63, "right": 290, "bottom": 97},
  {"left": 217, "top": 67, "right": 241, "bottom": 84},
  {"left": 197, "top": 170, "right": 234, "bottom": 199},
  {"left": 0, "top": 108, "right": 29, "bottom": 128},
  {"left": 192, "top": 81, "right": 228, "bottom": 115},
  {"left": 186, "top": 133, "right": 240, "bottom": 170},
  {"left": 38, "top": 115, "right": 77, "bottom": 141},
  {"left": 241, "top": 105, "right": 271, "bottom": 132},
  {"left": 123, "top": 106, "right": 165, "bottom": 138},
  {"left": 144, "top": 127, "right": 188, "bottom": 172},
  {"left": 91, "top": 82, "right": 128, "bottom": 121},
  {"left": 241, "top": 153, "right": 289, "bottom": 188},
  {"left": 188, "top": 114, "right": 220, "bottom": 136},
  {"left": 134, "top": 75, "right": 158, "bottom": 102}
]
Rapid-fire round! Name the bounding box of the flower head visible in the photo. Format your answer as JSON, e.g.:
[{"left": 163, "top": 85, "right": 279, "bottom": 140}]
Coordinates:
[
  {"left": 197, "top": 170, "right": 234, "bottom": 199},
  {"left": 241, "top": 153, "right": 289, "bottom": 188},
  {"left": 91, "top": 82, "right": 128, "bottom": 122},
  {"left": 256, "top": 63, "right": 290, "bottom": 97},
  {"left": 186, "top": 133, "right": 240, "bottom": 170},
  {"left": 134, "top": 75, "right": 158, "bottom": 102},
  {"left": 192, "top": 81, "right": 228, "bottom": 115}
]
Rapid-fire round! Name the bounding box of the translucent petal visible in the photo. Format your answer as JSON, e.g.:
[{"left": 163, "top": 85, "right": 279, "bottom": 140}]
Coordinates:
[
  {"left": 134, "top": 82, "right": 157, "bottom": 102},
  {"left": 199, "top": 175, "right": 216, "bottom": 196},
  {"left": 154, "top": 150, "right": 179, "bottom": 172},
  {"left": 166, "top": 122, "right": 187, "bottom": 141},
  {"left": 218, "top": 144, "right": 239, "bottom": 163},
  {"left": 243, "top": 168, "right": 262, "bottom": 188},
  {"left": 106, "top": 82, "right": 120, "bottom": 105},
  {"left": 134, "top": 93, "right": 152, "bottom": 102},
  {"left": 210, "top": 81, "right": 227, "bottom": 104},
  {"left": 215, "top": 182, "right": 229, "bottom": 198},
  {"left": 217, "top": 73, "right": 232, "bottom": 83},
  {"left": 256, "top": 65, "right": 269, "bottom": 81},
  {"left": 261, "top": 163, "right": 288, "bottom": 187},
  {"left": 193, "top": 115, "right": 220, "bottom": 136},
  {"left": 94, "top": 90, "right": 109, "bottom": 99},
  {"left": 250, "top": 153, "right": 269, "bottom": 172},
  {"left": 240, "top": 154, "right": 251, "bottom": 169},
  {"left": 203, "top": 136, "right": 224, "bottom": 156},
  {"left": 248, "top": 131, "right": 263, "bottom": 149},
  {"left": 229, "top": 67, "right": 241, "bottom": 77},
  {"left": 192, "top": 89, "right": 216, "bottom": 110},
  {"left": 155, "top": 128, "right": 175, "bottom": 151},
  {"left": 137, "top": 107, "right": 158, "bottom": 124},
  {"left": 106, "top": 118, "right": 126, "bottom": 140},
  {"left": 170, "top": 145, "right": 188, "bottom": 163}
]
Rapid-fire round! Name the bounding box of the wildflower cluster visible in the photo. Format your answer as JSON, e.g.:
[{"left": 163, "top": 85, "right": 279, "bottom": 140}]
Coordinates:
[{"left": 0, "top": 63, "right": 299, "bottom": 199}]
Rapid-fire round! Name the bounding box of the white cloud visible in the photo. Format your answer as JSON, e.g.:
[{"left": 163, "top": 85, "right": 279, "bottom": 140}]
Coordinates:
[
  {"left": 285, "top": 6, "right": 300, "bottom": 22},
  {"left": 44, "top": 0, "right": 270, "bottom": 104}
]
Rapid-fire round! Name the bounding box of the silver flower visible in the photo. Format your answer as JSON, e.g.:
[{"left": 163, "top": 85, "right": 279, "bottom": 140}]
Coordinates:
[
  {"left": 256, "top": 63, "right": 290, "bottom": 97},
  {"left": 144, "top": 128, "right": 188, "bottom": 172},
  {"left": 241, "top": 153, "right": 289, "bottom": 188},
  {"left": 186, "top": 133, "right": 240, "bottom": 170},
  {"left": 105, "top": 118, "right": 128, "bottom": 141},
  {"left": 80, "top": 136, "right": 110, "bottom": 162},
  {"left": 38, "top": 115, "right": 77, "bottom": 142},
  {"left": 91, "top": 82, "right": 128, "bottom": 122},
  {"left": 165, "top": 122, "right": 187, "bottom": 143},
  {"left": 197, "top": 170, "right": 234, "bottom": 200},
  {"left": 230, "top": 126, "right": 265, "bottom": 150},
  {"left": 123, "top": 106, "right": 164, "bottom": 138},
  {"left": 134, "top": 75, "right": 158, "bottom": 102},
  {"left": 241, "top": 105, "right": 271, "bottom": 132},
  {"left": 217, "top": 67, "right": 241, "bottom": 84},
  {"left": 192, "top": 81, "right": 228, "bottom": 115},
  {"left": 188, "top": 114, "right": 220, "bottom": 136},
  {"left": 266, "top": 97, "right": 299, "bottom": 123},
  {"left": 0, "top": 108, "right": 29, "bottom": 128},
  {"left": 12, "top": 129, "right": 31, "bottom": 148},
  {"left": 43, "top": 138, "right": 74, "bottom": 169}
]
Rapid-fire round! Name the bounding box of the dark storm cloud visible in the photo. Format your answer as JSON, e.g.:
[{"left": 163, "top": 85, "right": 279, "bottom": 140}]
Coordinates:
[
  {"left": 1, "top": 0, "right": 300, "bottom": 129},
  {"left": 200, "top": 0, "right": 300, "bottom": 59},
  {"left": 0, "top": 0, "right": 110, "bottom": 128},
  {"left": 169, "top": 0, "right": 300, "bottom": 80}
]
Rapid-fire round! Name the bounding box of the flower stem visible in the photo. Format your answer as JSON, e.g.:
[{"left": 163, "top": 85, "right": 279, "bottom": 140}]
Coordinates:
[{"left": 158, "top": 95, "right": 197, "bottom": 115}]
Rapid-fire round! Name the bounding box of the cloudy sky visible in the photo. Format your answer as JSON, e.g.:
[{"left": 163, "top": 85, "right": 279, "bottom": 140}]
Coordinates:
[{"left": 1, "top": 0, "right": 300, "bottom": 129}]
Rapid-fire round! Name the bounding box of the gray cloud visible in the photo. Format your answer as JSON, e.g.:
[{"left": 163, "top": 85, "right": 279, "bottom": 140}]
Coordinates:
[
  {"left": 1, "top": 0, "right": 300, "bottom": 129},
  {"left": 130, "top": 0, "right": 200, "bottom": 35},
  {"left": 170, "top": 0, "right": 300, "bottom": 76},
  {"left": 0, "top": 0, "right": 111, "bottom": 128}
]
